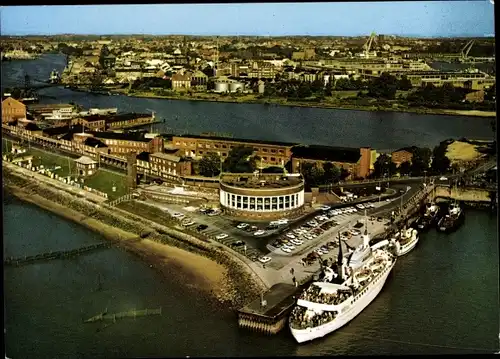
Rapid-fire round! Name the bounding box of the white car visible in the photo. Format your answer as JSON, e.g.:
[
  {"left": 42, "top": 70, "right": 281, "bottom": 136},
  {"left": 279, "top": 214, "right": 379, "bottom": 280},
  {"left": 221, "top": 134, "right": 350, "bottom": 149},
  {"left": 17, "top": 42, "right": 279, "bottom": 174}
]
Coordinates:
[
  {"left": 356, "top": 204, "right": 365, "bottom": 209},
  {"left": 237, "top": 223, "right": 249, "bottom": 229},
  {"left": 259, "top": 256, "right": 272, "bottom": 264},
  {"left": 440, "top": 176, "right": 448, "bottom": 180},
  {"left": 281, "top": 247, "right": 292, "bottom": 253},
  {"left": 182, "top": 221, "right": 196, "bottom": 227},
  {"left": 284, "top": 243, "right": 296, "bottom": 250},
  {"left": 216, "top": 234, "right": 229, "bottom": 240},
  {"left": 286, "top": 233, "right": 296, "bottom": 239},
  {"left": 208, "top": 210, "right": 221, "bottom": 216},
  {"left": 276, "top": 219, "right": 289, "bottom": 225},
  {"left": 172, "top": 212, "right": 184, "bottom": 218},
  {"left": 290, "top": 239, "right": 301, "bottom": 246},
  {"left": 254, "top": 230, "right": 266, "bottom": 236},
  {"left": 305, "top": 234, "right": 314, "bottom": 240},
  {"left": 320, "top": 205, "right": 331, "bottom": 211},
  {"left": 315, "top": 248, "right": 326, "bottom": 255}
]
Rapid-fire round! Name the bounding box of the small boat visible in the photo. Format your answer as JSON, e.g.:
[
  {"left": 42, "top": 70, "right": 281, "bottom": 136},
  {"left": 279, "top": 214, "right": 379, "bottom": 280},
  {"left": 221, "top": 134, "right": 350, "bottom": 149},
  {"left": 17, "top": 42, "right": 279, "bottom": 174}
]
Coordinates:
[
  {"left": 389, "top": 227, "right": 419, "bottom": 256},
  {"left": 437, "top": 202, "right": 464, "bottom": 233}
]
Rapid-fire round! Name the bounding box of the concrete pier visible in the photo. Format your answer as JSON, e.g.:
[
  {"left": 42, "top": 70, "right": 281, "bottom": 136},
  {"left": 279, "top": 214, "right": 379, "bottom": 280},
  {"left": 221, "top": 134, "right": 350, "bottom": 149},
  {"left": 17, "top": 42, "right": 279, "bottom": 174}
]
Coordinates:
[{"left": 237, "top": 283, "right": 302, "bottom": 335}]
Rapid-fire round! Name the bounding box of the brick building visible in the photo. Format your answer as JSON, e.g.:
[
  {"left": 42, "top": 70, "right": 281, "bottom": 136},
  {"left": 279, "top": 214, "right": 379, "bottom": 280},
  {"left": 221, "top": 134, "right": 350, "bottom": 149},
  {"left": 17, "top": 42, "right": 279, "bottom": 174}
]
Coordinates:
[
  {"left": 171, "top": 134, "right": 295, "bottom": 167},
  {"left": 149, "top": 152, "right": 192, "bottom": 179},
  {"left": 87, "top": 131, "right": 164, "bottom": 155},
  {"left": 2, "top": 97, "right": 26, "bottom": 123},
  {"left": 291, "top": 145, "right": 373, "bottom": 179},
  {"left": 391, "top": 149, "right": 414, "bottom": 166}
]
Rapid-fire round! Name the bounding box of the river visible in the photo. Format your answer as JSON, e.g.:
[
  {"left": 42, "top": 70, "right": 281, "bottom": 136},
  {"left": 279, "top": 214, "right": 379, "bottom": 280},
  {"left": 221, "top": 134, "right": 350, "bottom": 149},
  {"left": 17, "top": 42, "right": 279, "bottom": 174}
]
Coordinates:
[
  {"left": 1, "top": 54, "right": 495, "bottom": 152},
  {"left": 3, "top": 54, "right": 499, "bottom": 357}
]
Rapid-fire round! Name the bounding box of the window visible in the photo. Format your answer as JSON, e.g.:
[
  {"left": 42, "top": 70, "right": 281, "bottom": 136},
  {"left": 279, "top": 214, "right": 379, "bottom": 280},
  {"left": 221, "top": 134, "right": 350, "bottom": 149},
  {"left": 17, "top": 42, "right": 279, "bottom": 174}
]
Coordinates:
[
  {"left": 263, "top": 156, "right": 268, "bottom": 160},
  {"left": 262, "top": 148, "right": 268, "bottom": 153},
  {"left": 271, "top": 157, "right": 276, "bottom": 162}
]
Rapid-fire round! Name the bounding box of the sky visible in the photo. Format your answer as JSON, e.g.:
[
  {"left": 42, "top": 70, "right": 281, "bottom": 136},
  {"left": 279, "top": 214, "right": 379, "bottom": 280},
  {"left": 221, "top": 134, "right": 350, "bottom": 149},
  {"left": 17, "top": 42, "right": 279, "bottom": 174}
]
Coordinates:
[{"left": 0, "top": 2, "right": 495, "bottom": 37}]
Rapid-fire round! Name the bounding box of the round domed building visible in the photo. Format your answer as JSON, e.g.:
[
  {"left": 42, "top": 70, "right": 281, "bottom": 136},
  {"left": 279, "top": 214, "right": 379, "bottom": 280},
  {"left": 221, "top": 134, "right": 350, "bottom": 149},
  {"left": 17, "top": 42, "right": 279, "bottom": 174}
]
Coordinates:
[{"left": 219, "top": 173, "right": 305, "bottom": 220}]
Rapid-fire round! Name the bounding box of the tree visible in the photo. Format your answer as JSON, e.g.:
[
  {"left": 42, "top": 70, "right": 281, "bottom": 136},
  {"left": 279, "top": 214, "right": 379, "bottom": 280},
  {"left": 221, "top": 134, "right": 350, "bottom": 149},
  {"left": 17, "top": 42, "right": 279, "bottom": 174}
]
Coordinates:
[
  {"left": 324, "top": 80, "right": 333, "bottom": 96},
  {"left": 198, "top": 152, "right": 221, "bottom": 177},
  {"left": 409, "top": 147, "right": 432, "bottom": 176},
  {"left": 223, "top": 146, "right": 257, "bottom": 173},
  {"left": 322, "top": 162, "right": 341, "bottom": 184},
  {"left": 340, "top": 168, "right": 351, "bottom": 181},
  {"left": 300, "top": 162, "right": 325, "bottom": 189},
  {"left": 373, "top": 154, "right": 397, "bottom": 178},
  {"left": 311, "top": 79, "right": 324, "bottom": 94},
  {"left": 368, "top": 72, "right": 398, "bottom": 100},
  {"left": 297, "top": 82, "right": 312, "bottom": 98},
  {"left": 399, "top": 161, "right": 412, "bottom": 176},
  {"left": 431, "top": 142, "right": 451, "bottom": 174},
  {"left": 398, "top": 75, "right": 413, "bottom": 91}
]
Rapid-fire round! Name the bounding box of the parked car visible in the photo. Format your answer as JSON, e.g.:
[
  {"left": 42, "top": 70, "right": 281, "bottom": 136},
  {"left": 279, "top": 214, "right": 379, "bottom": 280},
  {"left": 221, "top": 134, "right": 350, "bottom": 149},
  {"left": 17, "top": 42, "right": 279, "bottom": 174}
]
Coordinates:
[
  {"left": 254, "top": 230, "right": 266, "bottom": 236},
  {"left": 216, "top": 233, "right": 229, "bottom": 240},
  {"left": 320, "top": 205, "right": 331, "bottom": 211},
  {"left": 439, "top": 176, "right": 448, "bottom": 180},
  {"left": 208, "top": 210, "right": 221, "bottom": 216},
  {"left": 281, "top": 247, "right": 292, "bottom": 253},
  {"left": 356, "top": 204, "right": 365, "bottom": 209},
  {"left": 284, "top": 243, "right": 296, "bottom": 250},
  {"left": 231, "top": 241, "right": 245, "bottom": 248},
  {"left": 196, "top": 224, "right": 208, "bottom": 231},
  {"left": 182, "top": 221, "right": 196, "bottom": 227},
  {"left": 259, "top": 256, "right": 272, "bottom": 264},
  {"left": 172, "top": 212, "right": 184, "bottom": 218},
  {"left": 286, "top": 233, "right": 296, "bottom": 239},
  {"left": 237, "top": 223, "right": 249, "bottom": 229}
]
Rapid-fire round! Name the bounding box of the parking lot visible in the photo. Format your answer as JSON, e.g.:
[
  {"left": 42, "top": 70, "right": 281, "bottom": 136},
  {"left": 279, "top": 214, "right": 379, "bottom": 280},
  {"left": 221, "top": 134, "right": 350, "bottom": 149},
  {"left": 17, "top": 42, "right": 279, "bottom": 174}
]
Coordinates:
[{"left": 137, "top": 193, "right": 398, "bottom": 268}]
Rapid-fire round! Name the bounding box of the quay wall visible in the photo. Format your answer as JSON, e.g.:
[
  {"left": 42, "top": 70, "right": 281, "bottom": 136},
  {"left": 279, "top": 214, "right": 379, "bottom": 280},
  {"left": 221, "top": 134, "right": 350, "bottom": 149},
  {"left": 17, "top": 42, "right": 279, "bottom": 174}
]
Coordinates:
[
  {"left": 2, "top": 163, "right": 264, "bottom": 308},
  {"left": 433, "top": 186, "right": 494, "bottom": 203}
]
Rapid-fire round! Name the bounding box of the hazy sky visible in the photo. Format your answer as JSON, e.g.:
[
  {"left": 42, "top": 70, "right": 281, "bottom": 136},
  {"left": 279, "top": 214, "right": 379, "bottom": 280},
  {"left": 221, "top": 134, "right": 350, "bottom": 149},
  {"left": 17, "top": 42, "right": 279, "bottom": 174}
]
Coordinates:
[{"left": 0, "top": 2, "right": 495, "bottom": 37}]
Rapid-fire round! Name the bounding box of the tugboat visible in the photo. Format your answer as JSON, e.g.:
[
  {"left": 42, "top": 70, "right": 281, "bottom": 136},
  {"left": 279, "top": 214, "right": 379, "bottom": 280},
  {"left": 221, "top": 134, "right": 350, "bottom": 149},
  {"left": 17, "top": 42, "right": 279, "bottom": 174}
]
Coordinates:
[
  {"left": 437, "top": 202, "right": 464, "bottom": 233},
  {"left": 416, "top": 202, "right": 440, "bottom": 231}
]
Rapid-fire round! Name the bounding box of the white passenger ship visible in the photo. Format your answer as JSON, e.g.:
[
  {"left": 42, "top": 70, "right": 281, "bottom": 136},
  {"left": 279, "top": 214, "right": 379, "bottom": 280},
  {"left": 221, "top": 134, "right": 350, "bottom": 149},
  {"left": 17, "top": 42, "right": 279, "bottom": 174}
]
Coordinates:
[
  {"left": 289, "top": 229, "right": 396, "bottom": 343},
  {"left": 389, "top": 227, "right": 419, "bottom": 257}
]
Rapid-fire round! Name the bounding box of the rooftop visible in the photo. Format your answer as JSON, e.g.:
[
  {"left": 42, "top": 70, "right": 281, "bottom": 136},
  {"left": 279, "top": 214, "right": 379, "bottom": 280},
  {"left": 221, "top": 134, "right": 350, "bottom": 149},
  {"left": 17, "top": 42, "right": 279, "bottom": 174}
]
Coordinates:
[
  {"left": 150, "top": 152, "right": 181, "bottom": 163},
  {"left": 88, "top": 130, "right": 151, "bottom": 143},
  {"left": 43, "top": 124, "right": 90, "bottom": 137},
  {"left": 291, "top": 144, "right": 361, "bottom": 163},
  {"left": 221, "top": 173, "right": 303, "bottom": 189},
  {"left": 84, "top": 137, "right": 107, "bottom": 148},
  {"left": 174, "top": 133, "right": 298, "bottom": 148},
  {"left": 75, "top": 156, "right": 97, "bottom": 165}
]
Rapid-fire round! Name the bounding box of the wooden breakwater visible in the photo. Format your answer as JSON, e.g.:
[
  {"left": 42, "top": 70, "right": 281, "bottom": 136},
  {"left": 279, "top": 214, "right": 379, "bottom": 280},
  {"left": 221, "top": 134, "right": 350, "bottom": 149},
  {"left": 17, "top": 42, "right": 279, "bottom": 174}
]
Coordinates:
[
  {"left": 4, "top": 241, "right": 119, "bottom": 267},
  {"left": 84, "top": 308, "right": 162, "bottom": 323}
]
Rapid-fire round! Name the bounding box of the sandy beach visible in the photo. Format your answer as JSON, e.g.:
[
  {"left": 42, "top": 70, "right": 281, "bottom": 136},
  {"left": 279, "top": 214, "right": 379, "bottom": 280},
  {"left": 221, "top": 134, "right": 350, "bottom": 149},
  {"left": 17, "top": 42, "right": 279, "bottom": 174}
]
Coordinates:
[{"left": 3, "top": 167, "right": 237, "bottom": 305}]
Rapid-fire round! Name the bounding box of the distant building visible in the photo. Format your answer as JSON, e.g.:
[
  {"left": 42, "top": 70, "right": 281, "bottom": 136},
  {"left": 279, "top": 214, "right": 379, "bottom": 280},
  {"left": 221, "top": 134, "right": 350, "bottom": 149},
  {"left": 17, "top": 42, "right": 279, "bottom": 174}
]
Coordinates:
[
  {"left": 391, "top": 149, "right": 413, "bottom": 166},
  {"left": 149, "top": 152, "right": 192, "bottom": 179},
  {"left": 171, "top": 73, "right": 191, "bottom": 91},
  {"left": 2, "top": 97, "right": 26, "bottom": 123}
]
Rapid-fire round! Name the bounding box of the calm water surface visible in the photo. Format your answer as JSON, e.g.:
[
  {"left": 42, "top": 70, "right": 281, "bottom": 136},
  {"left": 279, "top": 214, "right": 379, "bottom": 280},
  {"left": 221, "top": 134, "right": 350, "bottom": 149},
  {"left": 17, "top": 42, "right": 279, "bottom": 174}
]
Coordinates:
[
  {"left": 4, "top": 194, "right": 498, "bottom": 357},
  {"left": 1, "top": 54, "right": 495, "bottom": 151}
]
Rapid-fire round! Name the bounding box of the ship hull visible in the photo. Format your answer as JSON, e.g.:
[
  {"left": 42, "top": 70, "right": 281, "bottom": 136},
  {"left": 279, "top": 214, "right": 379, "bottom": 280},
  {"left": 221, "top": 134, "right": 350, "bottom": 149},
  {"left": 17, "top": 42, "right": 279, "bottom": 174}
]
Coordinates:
[
  {"left": 397, "top": 236, "right": 418, "bottom": 256},
  {"left": 437, "top": 212, "right": 465, "bottom": 234},
  {"left": 290, "top": 260, "right": 395, "bottom": 343}
]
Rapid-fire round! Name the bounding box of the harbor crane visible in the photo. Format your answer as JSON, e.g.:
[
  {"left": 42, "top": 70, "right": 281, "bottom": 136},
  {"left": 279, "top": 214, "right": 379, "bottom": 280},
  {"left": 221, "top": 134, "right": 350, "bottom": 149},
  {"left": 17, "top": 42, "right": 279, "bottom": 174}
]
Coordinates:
[
  {"left": 363, "top": 32, "right": 377, "bottom": 58},
  {"left": 460, "top": 39, "right": 475, "bottom": 61}
]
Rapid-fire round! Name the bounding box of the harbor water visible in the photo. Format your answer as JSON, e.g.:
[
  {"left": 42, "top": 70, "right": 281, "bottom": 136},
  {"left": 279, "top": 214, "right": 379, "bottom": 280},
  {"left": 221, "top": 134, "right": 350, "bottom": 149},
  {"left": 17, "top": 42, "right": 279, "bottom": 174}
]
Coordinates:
[
  {"left": 3, "top": 54, "right": 499, "bottom": 356},
  {"left": 4, "top": 194, "right": 498, "bottom": 357},
  {"left": 1, "top": 54, "right": 495, "bottom": 151}
]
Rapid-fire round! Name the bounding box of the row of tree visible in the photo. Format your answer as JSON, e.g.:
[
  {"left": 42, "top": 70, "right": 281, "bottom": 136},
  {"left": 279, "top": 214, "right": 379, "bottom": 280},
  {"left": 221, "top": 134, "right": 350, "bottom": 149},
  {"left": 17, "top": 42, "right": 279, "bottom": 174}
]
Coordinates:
[
  {"left": 372, "top": 143, "right": 452, "bottom": 179},
  {"left": 263, "top": 73, "right": 413, "bottom": 100}
]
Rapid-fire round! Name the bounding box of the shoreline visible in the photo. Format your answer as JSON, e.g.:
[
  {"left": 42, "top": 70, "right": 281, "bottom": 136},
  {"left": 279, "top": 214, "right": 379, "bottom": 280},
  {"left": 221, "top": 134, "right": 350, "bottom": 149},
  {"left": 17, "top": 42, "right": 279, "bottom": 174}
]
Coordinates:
[
  {"left": 70, "top": 86, "right": 496, "bottom": 118},
  {"left": 3, "top": 164, "right": 263, "bottom": 308}
]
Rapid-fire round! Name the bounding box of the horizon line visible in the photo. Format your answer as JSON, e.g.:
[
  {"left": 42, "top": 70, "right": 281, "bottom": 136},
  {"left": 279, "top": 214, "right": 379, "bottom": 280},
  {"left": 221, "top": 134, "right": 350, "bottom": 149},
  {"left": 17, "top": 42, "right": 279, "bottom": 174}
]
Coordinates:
[{"left": 1, "top": 33, "right": 495, "bottom": 38}]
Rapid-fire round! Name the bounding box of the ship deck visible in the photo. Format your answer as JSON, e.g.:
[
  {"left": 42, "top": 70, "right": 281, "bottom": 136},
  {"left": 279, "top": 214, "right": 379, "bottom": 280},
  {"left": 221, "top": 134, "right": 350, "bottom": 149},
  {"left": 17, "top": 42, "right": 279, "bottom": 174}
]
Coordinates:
[{"left": 238, "top": 283, "right": 302, "bottom": 319}]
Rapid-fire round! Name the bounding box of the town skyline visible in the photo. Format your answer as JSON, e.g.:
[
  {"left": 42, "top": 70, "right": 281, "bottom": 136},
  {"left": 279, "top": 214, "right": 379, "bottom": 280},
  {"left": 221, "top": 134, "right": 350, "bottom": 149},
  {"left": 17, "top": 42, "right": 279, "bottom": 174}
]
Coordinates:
[{"left": 1, "top": 2, "right": 495, "bottom": 37}]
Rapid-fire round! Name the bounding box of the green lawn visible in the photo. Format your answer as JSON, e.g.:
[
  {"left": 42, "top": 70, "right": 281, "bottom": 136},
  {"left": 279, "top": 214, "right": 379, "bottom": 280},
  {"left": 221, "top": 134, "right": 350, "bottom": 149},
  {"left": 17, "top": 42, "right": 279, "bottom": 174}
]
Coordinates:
[
  {"left": 83, "top": 169, "right": 128, "bottom": 200},
  {"left": 25, "top": 147, "right": 77, "bottom": 178}
]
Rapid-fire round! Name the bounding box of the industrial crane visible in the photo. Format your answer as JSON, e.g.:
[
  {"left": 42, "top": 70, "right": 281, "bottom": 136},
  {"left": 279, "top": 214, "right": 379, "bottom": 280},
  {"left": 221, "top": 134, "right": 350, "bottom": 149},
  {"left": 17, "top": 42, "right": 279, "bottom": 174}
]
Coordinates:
[
  {"left": 363, "top": 32, "right": 377, "bottom": 58},
  {"left": 460, "top": 39, "right": 475, "bottom": 61}
]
